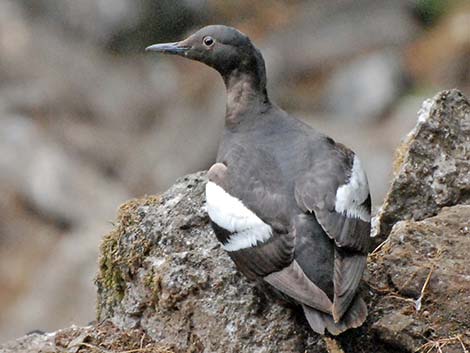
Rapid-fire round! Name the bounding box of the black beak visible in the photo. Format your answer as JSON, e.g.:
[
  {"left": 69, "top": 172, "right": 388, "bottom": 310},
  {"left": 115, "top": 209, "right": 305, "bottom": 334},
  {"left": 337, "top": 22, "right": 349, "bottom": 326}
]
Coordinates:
[{"left": 145, "top": 42, "right": 189, "bottom": 55}]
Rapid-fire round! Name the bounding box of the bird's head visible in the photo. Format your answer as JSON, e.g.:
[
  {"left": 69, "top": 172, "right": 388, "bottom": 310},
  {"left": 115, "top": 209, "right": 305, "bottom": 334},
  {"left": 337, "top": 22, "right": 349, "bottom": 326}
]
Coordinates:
[{"left": 146, "top": 25, "right": 266, "bottom": 88}]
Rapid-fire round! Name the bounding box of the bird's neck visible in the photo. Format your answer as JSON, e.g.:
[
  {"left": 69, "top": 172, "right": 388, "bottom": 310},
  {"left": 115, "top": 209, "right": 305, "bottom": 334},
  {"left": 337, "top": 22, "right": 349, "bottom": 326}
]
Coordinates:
[{"left": 223, "top": 71, "right": 270, "bottom": 128}]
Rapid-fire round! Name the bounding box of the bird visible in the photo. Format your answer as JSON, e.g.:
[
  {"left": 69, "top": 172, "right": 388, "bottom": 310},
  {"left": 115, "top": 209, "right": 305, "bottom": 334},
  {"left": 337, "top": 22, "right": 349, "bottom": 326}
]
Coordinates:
[{"left": 146, "top": 25, "right": 371, "bottom": 335}]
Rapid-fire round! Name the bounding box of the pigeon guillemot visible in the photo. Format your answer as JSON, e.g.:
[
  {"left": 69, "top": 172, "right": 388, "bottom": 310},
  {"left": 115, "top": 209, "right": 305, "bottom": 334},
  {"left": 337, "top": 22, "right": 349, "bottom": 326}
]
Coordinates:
[{"left": 147, "top": 25, "right": 371, "bottom": 335}]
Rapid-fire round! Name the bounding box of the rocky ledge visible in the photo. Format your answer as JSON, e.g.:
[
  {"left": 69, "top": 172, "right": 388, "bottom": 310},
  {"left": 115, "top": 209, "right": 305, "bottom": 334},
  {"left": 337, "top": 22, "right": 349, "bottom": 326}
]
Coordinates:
[{"left": 1, "top": 90, "right": 469, "bottom": 353}]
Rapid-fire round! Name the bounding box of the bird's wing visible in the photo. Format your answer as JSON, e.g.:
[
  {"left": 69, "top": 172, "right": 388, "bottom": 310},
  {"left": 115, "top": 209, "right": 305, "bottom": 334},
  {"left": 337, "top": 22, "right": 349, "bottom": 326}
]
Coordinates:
[
  {"left": 264, "top": 259, "right": 333, "bottom": 313},
  {"left": 208, "top": 146, "right": 295, "bottom": 279},
  {"left": 212, "top": 146, "right": 333, "bottom": 314},
  {"left": 294, "top": 145, "right": 371, "bottom": 321}
]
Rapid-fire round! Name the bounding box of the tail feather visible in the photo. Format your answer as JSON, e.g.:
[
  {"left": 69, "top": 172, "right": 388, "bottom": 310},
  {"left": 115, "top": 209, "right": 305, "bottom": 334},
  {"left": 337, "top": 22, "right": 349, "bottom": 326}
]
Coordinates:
[{"left": 302, "top": 295, "right": 367, "bottom": 336}]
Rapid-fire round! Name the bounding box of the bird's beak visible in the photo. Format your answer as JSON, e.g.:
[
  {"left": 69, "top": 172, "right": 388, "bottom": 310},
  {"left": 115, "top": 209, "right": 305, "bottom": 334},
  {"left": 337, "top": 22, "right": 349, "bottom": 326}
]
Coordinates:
[{"left": 145, "top": 42, "right": 189, "bottom": 55}]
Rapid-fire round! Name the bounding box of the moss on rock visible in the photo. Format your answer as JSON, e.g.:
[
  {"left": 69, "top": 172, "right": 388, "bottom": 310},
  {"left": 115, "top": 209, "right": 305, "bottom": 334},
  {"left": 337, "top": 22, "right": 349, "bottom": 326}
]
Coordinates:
[{"left": 96, "top": 195, "right": 161, "bottom": 319}]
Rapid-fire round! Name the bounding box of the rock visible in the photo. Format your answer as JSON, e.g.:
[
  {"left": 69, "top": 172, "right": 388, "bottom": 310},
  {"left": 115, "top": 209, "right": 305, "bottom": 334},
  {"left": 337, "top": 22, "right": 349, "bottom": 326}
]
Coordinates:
[
  {"left": 92, "top": 177, "right": 470, "bottom": 352},
  {"left": 0, "top": 1, "right": 30, "bottom": 65},
  {"left": 94, "top": 172, "right": 323, "bottom": 353},
  {"left": 88, "top": 89, "right": 470, "bottom": 352},
  {"left": 0, "top": 114, "right": 129, "bottom": 227},
  {"left": 3, "top": 172, "right": 470, "bottom": 351},
  {"left": 25, "top": 143, "right": 129, "bottom": 226},
  {"left": 323, "top": 51, "right": 405, "bottom": 123},
  {"left": 0, "top": 224, "right": 108, "bottom": 341},
  {"left": 122, "top": 85, "right": 225, "bottom": 192},
  {"left": 0, "top": 114, "right": 129, "bottom": 341},
  {"left": 264, "top": 0, "right": 418, "bottom": 86},
  {"left": 0, "top": 184, "right": 61, "bottom": 336},
  {"left": 17, "top": 0, "right": 208, "bottom": 52},
  {"left": 0, "top": 321, "right": 175, "bottom": 353},
  {"left": 368, "top": 205, "right": 470, "bottom": 352},
  {"left": 373, "top": 89, "right": 470, "bottom": 244}
]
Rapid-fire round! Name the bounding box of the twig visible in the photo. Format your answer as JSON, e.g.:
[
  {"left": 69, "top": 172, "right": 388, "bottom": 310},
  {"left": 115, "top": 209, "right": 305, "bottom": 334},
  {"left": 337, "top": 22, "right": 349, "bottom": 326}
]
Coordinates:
[
  {"left": 119, "top": 347, "right": 174, "bottom": 353},
  {"left": 457, "top": 335, "right": 469, "bottom": 353},
  {"left": 118, "top": 349, "right": 157, "bottom": 353},
  {"left": 68, "top": 343, "right": 173, "bottom": 353},
  {"left": 387, "top": 294, "right": 416, "bottom": 304},
  {"left": 417, "top": 334, "right": 468, "bottom": 353},
  {"left": 68, "top": 342, "right": 109, "bottom": 353},
  {"left": 415, "top": 265, "right": 434, "bottom": 312},
  {"left": 371, "top": 238, "right": 390, "bottom": 255}
]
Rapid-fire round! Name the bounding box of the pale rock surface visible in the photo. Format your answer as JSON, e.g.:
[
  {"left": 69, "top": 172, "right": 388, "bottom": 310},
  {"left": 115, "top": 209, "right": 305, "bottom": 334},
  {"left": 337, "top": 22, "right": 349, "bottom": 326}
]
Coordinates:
[{"left": 373, "top": 89, "right": 470, "bottom": 244}]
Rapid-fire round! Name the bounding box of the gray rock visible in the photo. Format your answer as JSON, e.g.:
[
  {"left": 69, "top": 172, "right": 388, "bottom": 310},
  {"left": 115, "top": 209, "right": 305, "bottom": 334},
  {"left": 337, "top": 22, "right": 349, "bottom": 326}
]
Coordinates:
[
  {"left": 0, "top": 177, "right": 470, "bottom": 353},
  {"left": 24, "top": 143, "right": 129, "bottom": 226},
  {"left": 373, "top": 89, "right": 470, "bottom": 244},
  {"left": 94, "top": 172, "right": 322, "bottom": 353},
  {"left": 0, "top": 321, "right": 175, "bottom": 353},
  {"left": 17, "top": 0, "right": 144, "bottom": 45},
  {"left": 264, "top": 0, "right": 418, "bottom": 84},
  {"left": 323, "top": 51, "right": 405, "bottom": 123},
  {"left": 0, "top": 224, "right": 108, "bottom": 341},
  {"left": 0, "top": 115, "right": 128, "bottom": 226},
  {"left": 369, "top": 205, "right": 470, "bottom": 352},
  {"left": 122, "top": 84, "right": 225, "bottom": 193},
  {"left": 3, "top": 176, "right": 470, "bottom": 351},
  {"left": 91, "top": 170, "right": 469, "bottom": 353}
]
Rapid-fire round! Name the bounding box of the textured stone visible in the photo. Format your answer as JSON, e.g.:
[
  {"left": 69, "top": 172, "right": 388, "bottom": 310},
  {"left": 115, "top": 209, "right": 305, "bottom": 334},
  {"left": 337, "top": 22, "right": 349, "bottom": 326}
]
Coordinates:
[
  {"left": 92, "top": 170, "right": 470, "bottom": 353},
  {"left": 3, "top": 174, "right": 470, "bottom": 352},
  {"left": 369, "top": 205, "right": 470, "bottom": 352},
  {"left": 373, "top": 89, "right": 470, "bottom": 244},
  {"left": 95, "top": 172, "right": 322, "bottom": 353},
  {"left": 0, "top": 321, "right": 174, "bottom": 353}
]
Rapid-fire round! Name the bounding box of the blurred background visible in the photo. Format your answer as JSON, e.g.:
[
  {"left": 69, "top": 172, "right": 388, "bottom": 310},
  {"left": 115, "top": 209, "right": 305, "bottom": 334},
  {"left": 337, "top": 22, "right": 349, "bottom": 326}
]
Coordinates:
[{"left": 0, "top": 0, "right": 469, "bottom": 342}]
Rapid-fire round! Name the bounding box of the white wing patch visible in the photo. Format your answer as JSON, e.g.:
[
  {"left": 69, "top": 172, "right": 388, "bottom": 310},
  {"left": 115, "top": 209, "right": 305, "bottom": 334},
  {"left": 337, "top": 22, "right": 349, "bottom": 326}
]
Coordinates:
[
  {"left": 205, "top": 181, "right": 272, "bottom": 252},
  {"left": 335, "top": 155, "right": 371, "bottom": 222}
]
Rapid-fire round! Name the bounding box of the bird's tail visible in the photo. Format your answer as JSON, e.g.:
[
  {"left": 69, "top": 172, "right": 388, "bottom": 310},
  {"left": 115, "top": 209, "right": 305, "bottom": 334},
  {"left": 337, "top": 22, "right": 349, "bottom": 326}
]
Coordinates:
[{"left": 302, "top": 295, "right": 367, "bottom": 336}]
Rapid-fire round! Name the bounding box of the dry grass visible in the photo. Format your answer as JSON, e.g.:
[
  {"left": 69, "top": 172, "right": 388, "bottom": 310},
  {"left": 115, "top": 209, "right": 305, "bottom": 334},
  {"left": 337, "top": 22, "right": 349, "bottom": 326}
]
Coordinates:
[
  {"left": 54, "top": 321, "right": 175, "bottom": 353},
  {"left": 417, "top": 334, "right": 469, "bottom": 353},
  {"left": 68, "top": 341, "right": 174, "bottom": 353}
]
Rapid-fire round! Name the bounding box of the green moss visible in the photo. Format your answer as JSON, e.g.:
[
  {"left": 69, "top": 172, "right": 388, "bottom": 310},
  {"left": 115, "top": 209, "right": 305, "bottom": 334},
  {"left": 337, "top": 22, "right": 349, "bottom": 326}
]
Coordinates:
[
  {"left": 144, "top": 267, "right": 163, "bottom": 307},
  {"left": 95, "top": 195, "right": 161, "bottom": 320},
  {"left": 415, "top": 0, "right": 449, "bottom": 26}
]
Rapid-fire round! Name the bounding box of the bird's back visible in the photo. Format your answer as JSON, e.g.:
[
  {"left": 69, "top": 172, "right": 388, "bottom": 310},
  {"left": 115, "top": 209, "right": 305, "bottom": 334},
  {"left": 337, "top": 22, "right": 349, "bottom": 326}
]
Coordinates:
[{"left": 215, "top": 108, "right": 342, "bottom": 296}]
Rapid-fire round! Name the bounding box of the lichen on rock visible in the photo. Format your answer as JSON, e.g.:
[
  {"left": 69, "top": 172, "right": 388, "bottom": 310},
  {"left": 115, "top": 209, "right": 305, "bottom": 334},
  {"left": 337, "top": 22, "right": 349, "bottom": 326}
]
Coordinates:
[{"left": 96, "top": 194, "right": 161, "bottom": 319}]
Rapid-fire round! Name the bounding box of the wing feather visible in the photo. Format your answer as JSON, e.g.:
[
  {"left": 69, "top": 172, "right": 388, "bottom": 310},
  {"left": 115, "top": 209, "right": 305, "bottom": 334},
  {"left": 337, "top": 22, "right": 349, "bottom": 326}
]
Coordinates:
[
  {"left": 294, "top": 147, "right": 371, "bottom": 321},
  {"left": 264, "top": 260, "right": 333, "bottom": 313}
]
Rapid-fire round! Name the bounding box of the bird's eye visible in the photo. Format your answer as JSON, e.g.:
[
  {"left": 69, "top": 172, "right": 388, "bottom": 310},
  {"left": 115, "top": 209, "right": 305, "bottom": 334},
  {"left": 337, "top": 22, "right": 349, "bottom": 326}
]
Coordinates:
[{"left": 203, "top": 36, "right": 215, "bottom": 47}]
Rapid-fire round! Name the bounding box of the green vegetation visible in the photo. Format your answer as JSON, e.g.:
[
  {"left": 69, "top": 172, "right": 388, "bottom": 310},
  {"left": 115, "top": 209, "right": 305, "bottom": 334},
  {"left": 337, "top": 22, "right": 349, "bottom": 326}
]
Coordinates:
[
  {"left": 96, "top": 195, "right": 160, "bottom": 320},
  {"left": 415, "top": 0, "right": 452, "bottom": 26}
]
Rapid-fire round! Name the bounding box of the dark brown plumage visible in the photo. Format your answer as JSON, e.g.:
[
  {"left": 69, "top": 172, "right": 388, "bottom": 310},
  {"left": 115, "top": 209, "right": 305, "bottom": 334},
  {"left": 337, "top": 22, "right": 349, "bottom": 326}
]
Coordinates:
[{"left": 147, "top": 25, "right": 371, "bottom": 335}]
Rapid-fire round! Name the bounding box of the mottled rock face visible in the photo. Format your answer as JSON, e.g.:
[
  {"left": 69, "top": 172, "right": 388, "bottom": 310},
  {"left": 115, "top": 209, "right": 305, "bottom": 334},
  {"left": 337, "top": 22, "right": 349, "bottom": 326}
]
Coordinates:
[
  {"left": 368, "top": 205, "right": 470, "bottom": 352},
  {"left": 95, "top": 172, "right": 321, "bottom": 353},
  {"left": 0, "top": 321, "right": 174, "bottom": 353},
  {"left": 373, "top": 89, "right": 470, "bottom": 244}
]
